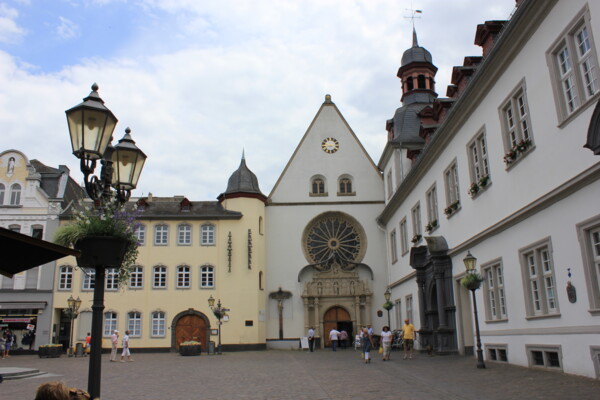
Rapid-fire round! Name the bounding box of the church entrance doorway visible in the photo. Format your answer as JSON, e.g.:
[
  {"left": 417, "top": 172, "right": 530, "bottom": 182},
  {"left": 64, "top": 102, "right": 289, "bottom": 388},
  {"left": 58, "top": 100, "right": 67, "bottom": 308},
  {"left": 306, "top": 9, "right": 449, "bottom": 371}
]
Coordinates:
[
  {"left": 323, "top": 306, "right": 352, "bottom": 348},
  {"left": 174, "top": 313, "right": 208, "bottom": 351}
]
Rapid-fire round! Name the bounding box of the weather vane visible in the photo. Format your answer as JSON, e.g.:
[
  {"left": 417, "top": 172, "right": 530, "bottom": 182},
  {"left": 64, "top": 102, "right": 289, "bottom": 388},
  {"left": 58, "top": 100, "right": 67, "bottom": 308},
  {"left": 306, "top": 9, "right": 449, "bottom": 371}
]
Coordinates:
[{"left": 404, "top": 5, "right": 422, "bottom": 30}]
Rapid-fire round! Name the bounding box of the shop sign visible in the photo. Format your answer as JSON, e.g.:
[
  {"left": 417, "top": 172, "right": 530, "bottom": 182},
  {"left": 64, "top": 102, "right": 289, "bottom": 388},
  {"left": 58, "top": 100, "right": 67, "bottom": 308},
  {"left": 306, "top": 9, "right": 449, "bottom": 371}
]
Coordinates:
[{"left": 2, "top": 318, "right": 31, "bottom": 323}]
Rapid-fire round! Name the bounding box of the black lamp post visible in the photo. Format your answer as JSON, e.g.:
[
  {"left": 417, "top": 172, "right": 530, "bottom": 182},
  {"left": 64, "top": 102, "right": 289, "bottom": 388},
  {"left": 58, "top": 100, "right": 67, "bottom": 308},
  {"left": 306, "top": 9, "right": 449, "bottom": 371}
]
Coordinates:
[
  {"left": 63, "top": 295, "right": 82, "bottom": 357},
  {"left": 66, "top": 83, "right": 146, "bottom": 399},
  {"left": 208, "top": 295, "right": 227, "bottom": 354},
  {"left": 383, "top": 288, "right": 393, "bottom": 328},
  {"left": 463, "top": 251, "right": 485, "bottom": 369}
]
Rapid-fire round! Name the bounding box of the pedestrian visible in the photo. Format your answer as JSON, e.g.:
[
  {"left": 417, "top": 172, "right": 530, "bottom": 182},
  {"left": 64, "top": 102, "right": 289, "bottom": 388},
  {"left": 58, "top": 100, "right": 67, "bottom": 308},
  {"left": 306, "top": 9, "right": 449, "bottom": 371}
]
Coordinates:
[
  {"left": 0, "top": 331, "right": 5, "bottom": 358},
  {"left": 110, "top": 330, "right": 119, "bottom": 362},
  {"left": 329, "top": 328, "right": 340, "bottom": 352},
  {"left": 307, "top": 327, "right": 315, "bottom": 352},
  {"left": 85, "top": 332, "right": 91, "bottom": 355},
  {"left": 339, "top": 330, "right": 348, "bottom": 349},
  {"left": 120, "top": 330, "right": 133, "bottom": 362},
  {"left": 361, "top": 327, "right": 374, "bottom": 364},
  {"left": 4, "top": 330, "right": 13, "bottom": 358},
  {"left": 34, "top": 381, "right": 70, "bottom": 400},
  {"left": 402, "top": 319, "right": 416, "bottom": 359},
  {"left": 380, "top": 326, "right": 393, "bottom": 361},
  {"left": 367, "top": 324, "right": 373, "bottom": 336}
]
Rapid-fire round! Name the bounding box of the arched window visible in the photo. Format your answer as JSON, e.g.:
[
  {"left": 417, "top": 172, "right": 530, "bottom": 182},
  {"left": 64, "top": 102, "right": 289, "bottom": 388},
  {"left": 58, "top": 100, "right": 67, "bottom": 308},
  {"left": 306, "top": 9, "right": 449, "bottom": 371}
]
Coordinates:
[
  {"left": 153, "top": 265, "right": 167, "bottom": 288},
  {"left": 200, "top": 265, "right": 215, "bottom": 288},
  {"left": 151, "top": 311, "right": 166, "bottom": 337},
  {"left": 338, "top": 177, "right": 353, "bottom": 195},
  {"left": 10, "top": 183, "right": 21, "bottom": 205},
  {"left": 127, "top": 311, "right": 142, "bottom": 337},
  {"left": 105, "top": 268, "right": 119, "bottom": 290},
  {"left": 0, "top": 183, "right": 5, "bottom": 204},
  {"left": 406, "top": 77, "right": 414, "bottom": 91},
  {"left": 103, "top": 312, "right": 118, "bottom": 336},
  {"left": 201, "top": 224, "right": 215, "bottom": 245},
  {"left": 154, "top": 224, "right": 168, "bottom": 245},
  {"left": 418, "top": 74, "right": 426, "bottom": 89},
  {"left": 310, "top": 176, "right": 326, "bottom": 195},
  {"left": 178, "top": 223, "right": 192, "bottom": 245}
]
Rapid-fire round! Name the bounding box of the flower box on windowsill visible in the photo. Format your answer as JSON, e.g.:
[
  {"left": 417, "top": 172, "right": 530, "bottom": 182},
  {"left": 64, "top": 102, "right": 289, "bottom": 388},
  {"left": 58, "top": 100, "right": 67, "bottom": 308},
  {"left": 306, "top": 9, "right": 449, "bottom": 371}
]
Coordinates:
[
  {"left": 425, "top": 220, "right": 438, "bottom": 233},
  {"left": 469, "top": 176, "right": 491, "bottom": 199},
  {"left": 444, "top": 201, "right": 461, "bottom": 218},
  {"left": 411, "top": 234, "right": 422, "bottom": 245},
  {"left": 504, "top": 140, "right": 535, "bottom": 171}
]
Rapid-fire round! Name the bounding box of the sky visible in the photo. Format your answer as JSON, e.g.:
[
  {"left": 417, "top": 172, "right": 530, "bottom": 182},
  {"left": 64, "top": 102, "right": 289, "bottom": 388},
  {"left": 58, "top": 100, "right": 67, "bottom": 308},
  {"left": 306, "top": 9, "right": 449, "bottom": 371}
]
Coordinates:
[{"left": 0, "top": 0, "right": 516, "bottom": 200}]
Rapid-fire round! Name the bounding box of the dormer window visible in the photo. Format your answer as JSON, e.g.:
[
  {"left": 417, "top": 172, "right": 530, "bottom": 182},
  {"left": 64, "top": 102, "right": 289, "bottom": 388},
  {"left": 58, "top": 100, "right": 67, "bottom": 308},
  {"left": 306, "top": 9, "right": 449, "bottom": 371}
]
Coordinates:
[
  {"left": 137, "top": 198, "right": 149, "bottom": 212},
  {"left": 180, "top": 198, "right": 192, "bottom": 212}
]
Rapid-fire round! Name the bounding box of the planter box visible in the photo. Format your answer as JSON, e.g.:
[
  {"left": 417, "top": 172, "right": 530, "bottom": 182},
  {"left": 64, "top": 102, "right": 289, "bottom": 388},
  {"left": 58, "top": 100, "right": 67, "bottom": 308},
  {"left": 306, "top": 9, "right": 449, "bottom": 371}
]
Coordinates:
[
  {"left": 179, "top": 345, "right": 202, "bottom": 356},
  {"left": 75, "top": 237, "right": 129, "bottom": 268},
  {"left": 39, "top": 346, "right": 62, "bottom": 358}
]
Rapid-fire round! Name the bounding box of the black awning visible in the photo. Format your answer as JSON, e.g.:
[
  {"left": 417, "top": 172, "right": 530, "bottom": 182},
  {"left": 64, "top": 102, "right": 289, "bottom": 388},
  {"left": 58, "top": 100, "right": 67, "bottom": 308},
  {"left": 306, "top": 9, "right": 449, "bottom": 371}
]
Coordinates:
[{"left": 0, "top": 227, "right": 80, "bottom": 278}]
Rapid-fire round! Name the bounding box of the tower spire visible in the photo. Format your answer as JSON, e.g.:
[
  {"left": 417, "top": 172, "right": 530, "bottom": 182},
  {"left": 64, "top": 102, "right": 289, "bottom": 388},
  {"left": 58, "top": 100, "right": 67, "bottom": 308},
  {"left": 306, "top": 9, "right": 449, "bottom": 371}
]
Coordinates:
[{"left": 412, "top": 27, "right": 419, "bottom": 47}]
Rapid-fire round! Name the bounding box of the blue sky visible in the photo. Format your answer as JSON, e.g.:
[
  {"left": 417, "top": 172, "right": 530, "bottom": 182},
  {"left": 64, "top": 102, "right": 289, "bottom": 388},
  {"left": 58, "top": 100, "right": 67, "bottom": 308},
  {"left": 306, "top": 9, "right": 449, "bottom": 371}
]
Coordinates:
[{"left": 0, "top": 0, "right": 516, "bottom": 199}]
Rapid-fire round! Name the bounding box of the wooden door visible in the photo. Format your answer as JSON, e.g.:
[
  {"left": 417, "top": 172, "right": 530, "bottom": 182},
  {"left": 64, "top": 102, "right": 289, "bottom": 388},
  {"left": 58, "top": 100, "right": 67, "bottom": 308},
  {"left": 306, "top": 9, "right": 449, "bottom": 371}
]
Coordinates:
[
  {"left": 175, "top": 315, "right": 207, "bottom": 350},
  {"left": 323, "top": 306, "right": 351, "bottom": 347}
]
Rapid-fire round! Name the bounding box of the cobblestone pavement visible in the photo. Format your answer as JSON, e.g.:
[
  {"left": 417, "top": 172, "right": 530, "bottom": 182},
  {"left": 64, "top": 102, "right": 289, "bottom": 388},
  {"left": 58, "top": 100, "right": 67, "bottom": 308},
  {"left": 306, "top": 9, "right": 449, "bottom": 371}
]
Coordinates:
[{"left": 1, "top": 349, "right": 598, "bottom": 400}]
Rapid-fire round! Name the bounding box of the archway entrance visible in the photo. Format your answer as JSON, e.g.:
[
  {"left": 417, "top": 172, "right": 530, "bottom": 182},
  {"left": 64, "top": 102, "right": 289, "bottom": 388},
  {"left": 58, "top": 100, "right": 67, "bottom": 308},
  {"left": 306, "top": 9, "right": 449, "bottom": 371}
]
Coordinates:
[
  {"left": 323, "top": 306, "right": 352, "bottom": 348},
  {"left": 173, "top": 311, "right": 208, "bottom": 351}
]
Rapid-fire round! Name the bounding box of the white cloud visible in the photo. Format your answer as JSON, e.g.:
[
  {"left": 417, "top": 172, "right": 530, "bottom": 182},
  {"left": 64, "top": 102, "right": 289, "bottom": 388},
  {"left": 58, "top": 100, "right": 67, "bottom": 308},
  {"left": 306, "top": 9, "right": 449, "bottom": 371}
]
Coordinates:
[
  {"left": 0, "top": 3, "right": 26, "bottom": 43},
  {"left": 56, "top": 16, "right": 79, "bottom": 39}
]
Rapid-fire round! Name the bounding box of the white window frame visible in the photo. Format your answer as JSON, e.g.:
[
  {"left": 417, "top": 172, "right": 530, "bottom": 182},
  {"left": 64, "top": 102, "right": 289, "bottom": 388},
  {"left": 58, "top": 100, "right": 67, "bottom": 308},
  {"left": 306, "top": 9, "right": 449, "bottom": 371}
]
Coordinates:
[
  {"left": 176, "top": 265, "right": 191, "bottom": 289},
  {"left": 105, "top": 267, "right": 119, "bottom": 291},
  {"left": 201, "top": 224, "right": 215, "bottom": 246},
  {"left": 58, "top": 265, "right": 73, "bottom": 290},
  {"left": 425, "top": 184, "right": 439, "bottom": 232},
  {"left": 482, "top": 260, "right": 507, "bottom": 321},
  {"left": 178, "top": 223, "right": 192, "bottom": 246},
  {"left": 154, "top": 224, "right": 169, "bottom": 246},
  {"left": 411, "top": 202, "right": 422, "bottom": 243},
  {"left": 153, "top": 265, "right": 167, "bottom": 289},
  {"left": 127, "top": 311, "right": 142, "bottom": 337},
  {"left": 499, "top": 80, "right": 534, "bottom": 168},
  {"left": 520, "top": 238, "right": 559, "bottom": 318},
  {"left": 151, "top": 311, "right": 166, "bottom": 337},
  {"left": 200, "top": 265, "right": 215, "bottom": 288},
  {"left": 82, "top": 270, "right": 95, "bottom": 291},
  {"left": 386, "top": 169, "right": 393, "bottom": 199},
  {"left": 0, "top": 183, "right": 4, "bottom": 204},
  {"left": 134, "top": 224, "right": 146, "bottom": 246},
  {"left": 103, "top": 312, "right": 117, "bottom": 337},
  {"left": 405, "top": 295, "right": 413, "bottom": 324},
  {"left": 527, "top": 345, "right": 563, "bottom": 370},
  {"left": 576, "top": 214, "right": 600, "bottom": 312},
  {"left": 129, "top": 266, "right": 144, "bottom": 289},
  {"left": 390, "top": 229, "right": 398, "bottom": 264},
  {"left": 399, "top": 217, "right": 409, "bottom": 256},
  {"left": 9, "top": 183, "right": 21, "bottom": 205},
  {"left": 468, "top": 130, "right": 490, "bottom": 185},
  {"left": 444, "top": 160, "right": 460, "bottom": 212}
]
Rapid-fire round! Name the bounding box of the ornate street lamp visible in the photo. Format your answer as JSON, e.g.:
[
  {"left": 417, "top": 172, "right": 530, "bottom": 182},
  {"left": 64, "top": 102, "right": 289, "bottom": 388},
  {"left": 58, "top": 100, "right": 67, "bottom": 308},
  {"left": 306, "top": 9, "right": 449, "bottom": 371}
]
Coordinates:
[
  {"left": 65, "top": 84, "right": 146, "bottom": 399},
  {"left": 208, "top": 295, "right": 228, "bottom": 354},
  {"left": 63, "top": 295, "right": 82, "bottom": 357},
  {"left": 463, "top": 251, "right": 485, "bottom": 369},
  {"left": 383, "top": 288, "right": 393, "bottom": 328}
]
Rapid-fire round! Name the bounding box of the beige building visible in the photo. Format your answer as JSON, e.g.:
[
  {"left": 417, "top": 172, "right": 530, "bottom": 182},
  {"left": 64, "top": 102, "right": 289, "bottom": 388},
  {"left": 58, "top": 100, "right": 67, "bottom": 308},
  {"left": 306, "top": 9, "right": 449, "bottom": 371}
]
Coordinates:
[{"left": 52, "top": 156, "right": 267, "bottom": 352}]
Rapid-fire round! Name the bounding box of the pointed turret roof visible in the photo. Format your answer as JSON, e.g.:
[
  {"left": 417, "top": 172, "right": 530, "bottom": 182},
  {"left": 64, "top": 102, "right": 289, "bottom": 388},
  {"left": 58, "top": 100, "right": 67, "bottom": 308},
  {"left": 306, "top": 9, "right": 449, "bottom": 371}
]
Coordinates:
[
  {"left": 218, "top": 154, "right": 266, "bottom": 202},
  {"left": 401, "top": 28, "right": 433, "bottom": 66}
]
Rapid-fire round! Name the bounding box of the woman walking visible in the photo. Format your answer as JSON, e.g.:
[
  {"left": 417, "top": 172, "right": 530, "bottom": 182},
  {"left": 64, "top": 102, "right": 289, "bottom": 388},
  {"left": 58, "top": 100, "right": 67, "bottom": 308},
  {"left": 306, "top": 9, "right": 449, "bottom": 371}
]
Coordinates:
[
  {"left": 380, "top": 326, "right": 393, "bottom": 361},
  {"left": 120, "top": 330, "right": 133, "bottom": 362},
  {"left": 361, "top": 327, "right": 374, "bottom": 364}
]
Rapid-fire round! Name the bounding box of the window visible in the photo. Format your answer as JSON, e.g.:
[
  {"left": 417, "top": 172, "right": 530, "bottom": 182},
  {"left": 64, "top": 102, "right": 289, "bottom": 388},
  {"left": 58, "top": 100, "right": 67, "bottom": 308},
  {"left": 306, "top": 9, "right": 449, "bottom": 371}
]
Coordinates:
[
  {"left": 105, "top": 268, "right": 119, "bottom": 291},
  {"left": 259, "top": 271, "right": 264, "bottom": 290},
  {"left": 103, "top": 312, "right": 117, "bottom": 336},
  {"left": 310, "top": 176, "right": 326, "bottom": 196},
  {"left": 548, "top": 7, "right": 599, "bottom": 122},
  {"left": 134, "top": 224, "right": 146, "bottom": 246},
  {"left": 25, "top": 267, "right": 39, "bottom": 289},
  {"left": 82, "top": 270, "right": 95, "bottom": 290},
  {"left": 9, "top": 224, "right": 20, "bottom": 233},
  {"left": 200, "top": 265, "right": 214, "bottom": 288},
  {"left": 127, "top": 312, "right": 142, "bottom": 337},
  {"left": 405, "top": 295, "right": 413, "bottom": 324},
  {"left": 58, "top": 266, "right": 73, "bottom": 290},
  {"left": 151, "top": 311, "right": 166, "bottom": 337},
  {"left": 527, "top": 345, "right": 562, "bottom": 370},
  {"left": 520, "top": 239, "right": 559, "bottom": 317},
  {"left": 129, "top": 266, "right": 143, "bottom": 289},
  {"left": 577, "top": 216, "right": 600, "bottom": 310},
  {"left": 395, "top": 299, "right": 402, "bottom": 329},
  {"left": 468, "top": 130, "right": 490, "bottom": 195},
  {"left": 176, "top": 265, "right": 191, "bottom": 289},
  {"left": 259, "top": 216, "right": 264, "bottom": 235},
  {"left": 425, "top": 184, "right": 439, "bottom": 232},
  {"left": 386, "top": 170, "right": 393, "bottom": 199},
  {"left": 399, "top": 218, "right": 409, "bottom": 255},
  {"left": 338, "top": 176, "right": 354, "bottom": 195},
  {"left": 154, "top": 224, "right": 168, "bottom": 245},
  {"left": 390, "top": 229, "right": 398, "bottom": 264},
  {"left": 500, "top": 82, "right": 534, "bottom": 166},
  {"left": 411, "top": 202, "right": 422, "bottom": 243},
  {"left": 9, "top": 183, "right": 21, "bottom": 205},
  {"left": 486, "top": 345, "right": 508, "bottom": 362},
  {"left": 31, "top": 226, "right": 43, "bottom": 239},
  {"left": 0, "top": 183, "right": 4, "bottom": 204},
  {"left": 201, "top": 224, "right": 215, "bottom": 246},
  {"left": 482, "top": 262, "right": 507, "bottom": 321},
  {"left": 178, "top": 224, "right": 192, "bottom": 245},
  {"left": 443, "top": 160, "right": 460, "bottom": 216},
  {"left": 153, "top": 266, "right": 167, "bottom": 289}
]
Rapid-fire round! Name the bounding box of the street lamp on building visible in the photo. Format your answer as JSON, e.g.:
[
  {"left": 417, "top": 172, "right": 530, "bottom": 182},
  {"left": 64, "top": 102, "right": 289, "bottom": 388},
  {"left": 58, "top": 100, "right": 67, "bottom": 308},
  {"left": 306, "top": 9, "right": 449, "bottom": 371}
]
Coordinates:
[
  {"left": 208, "top": 295, "right": 228, "bottom": 354},
  {"left": 65, "top": 83, "right": 146, "bottom": 399},
  {"left": 63, "top": 295, "right": 82, "bottom": 357},
  {"left": 383, "top": 288, "right": 393, "bottom": 328},
  {"left": 462, "top": 251, "right": 485, "bottom": 369}
]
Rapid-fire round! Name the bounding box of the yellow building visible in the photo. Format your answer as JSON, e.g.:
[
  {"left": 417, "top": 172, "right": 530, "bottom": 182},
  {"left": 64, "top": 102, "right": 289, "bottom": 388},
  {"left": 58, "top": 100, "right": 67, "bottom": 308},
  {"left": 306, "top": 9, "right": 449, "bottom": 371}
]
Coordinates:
[{"left": 52, "top": 156, "right": 267, "bottom": 352}]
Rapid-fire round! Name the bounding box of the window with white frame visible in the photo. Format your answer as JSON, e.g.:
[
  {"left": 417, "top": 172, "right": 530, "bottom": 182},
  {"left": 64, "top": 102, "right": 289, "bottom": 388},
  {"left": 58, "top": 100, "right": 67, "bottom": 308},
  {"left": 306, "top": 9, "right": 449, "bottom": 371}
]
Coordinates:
[
  {"left": 521, "top": 239, "right": 559, "bottom": 317},
  {"left": 201, "top": 224, "right": 215, "bottom": 246},
  {"left": 178, "top": 224, "right": 192, "bottom": 245},
  {"left": 468, "top": 130, "right": 490, "bottom": 192},
  {"left": 200, "top": 265, "right": 214, "bottom": 288},
  {"left": 548, "top": 7, "right": 599, "bottom": 122},
  {"left": 176, "top": 265, "right": 191, "bottom": 288},
  {"left": 405, "top": 295, "right": 413, "bottom": 324},
  {"left": 311, "top": 176, "right": 326, "bottom": 195},
  {"left": 58, "top": 266, "right": 73, "bottom": 290},
  {"left": 127, "top": 311, "right": 142, "bottom": 337},
  {"left": 129, "top": 266, "right": 143, "bottom": 289},
  {"left": 390, "top": 229, "right": 398, "bottom": 264},
  {"left": 443, "top": 160, "right": 460, "bottom": 214},
  {"left": 9, "top": 183, "right": 21, "bottom": 205},
  {"left": 103, "top": 312, "right": 117, "bottom": 336},
  {"left": 338, "top": 176, "right": 354, "bottom": 195},
  {"left": 411, "top": 202, "right": 422, "bottom": 242},
  {"left": 399, "top": 218, "right": 409, "bottom": 255},
  {"left": 105, "top": 268, "right": 119, "bottom": 291},
  {"left": 394, "top": 299, "right": 402, "bottom": 329},
  {"left": 527, "top": 345, "right": 562, "bottom": 370},
  {"left": 151, "top": 311, "right": 166, "bottom": 337},
  {"left": 386, "top": 170, "right": 393, "bottom": 199},
  {"left": 482, "top": 262, "right": 507, "bottom": 321},
  {"left": 425, "top": 184, "right": 439, "bottom": 232},
  {"left": 577, "top": 216, "right": 600, "bottom": 310},
  {"left": 0, "top": 183, "right": 4, "bottom": 204},
  {"left": 82, "top": 270, "right": 95, "bottom": 290},
  {"left": 153, "top": 265, "right": 167, "bottom": 289},
  {"left": 134, "top": 224, "right": 146, "bottom": 246},
  {"left": 501, "top": 83, "right": 533, "bottom": 156},
  {"left": 154, "top": 224, "right": 168, "bottom": 246}
]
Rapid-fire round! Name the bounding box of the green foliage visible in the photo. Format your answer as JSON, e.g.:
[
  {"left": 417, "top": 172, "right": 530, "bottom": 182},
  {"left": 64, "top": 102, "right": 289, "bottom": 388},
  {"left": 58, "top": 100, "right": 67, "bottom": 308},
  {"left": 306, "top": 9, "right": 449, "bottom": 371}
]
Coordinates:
[
  {"left": 180, "top": 340, "right": 202, "bottom": 346},
  {"left": 460, "top": 272, "right": 483, "bottom": 290},
  {"left": 382, "top": 301, "right": 394, "bottom": 311}
]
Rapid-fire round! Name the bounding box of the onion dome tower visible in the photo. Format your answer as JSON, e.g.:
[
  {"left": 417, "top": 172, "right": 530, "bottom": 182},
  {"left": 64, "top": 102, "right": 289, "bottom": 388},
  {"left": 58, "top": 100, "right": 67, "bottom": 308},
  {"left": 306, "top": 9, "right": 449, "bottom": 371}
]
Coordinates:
[
  {"left": 397, "top": 28, "right": 438, "bottom": 105},
  {"left": 218, "top": 153, "right": 266, "bottom": 202}
]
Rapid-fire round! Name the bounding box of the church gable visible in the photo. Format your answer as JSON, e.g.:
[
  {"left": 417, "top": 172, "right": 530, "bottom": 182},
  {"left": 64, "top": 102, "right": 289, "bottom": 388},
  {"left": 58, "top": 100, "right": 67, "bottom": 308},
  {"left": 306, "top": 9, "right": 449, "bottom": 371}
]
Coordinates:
[{"left": 268, "top": 95, "right": 383, "bottom": 203}]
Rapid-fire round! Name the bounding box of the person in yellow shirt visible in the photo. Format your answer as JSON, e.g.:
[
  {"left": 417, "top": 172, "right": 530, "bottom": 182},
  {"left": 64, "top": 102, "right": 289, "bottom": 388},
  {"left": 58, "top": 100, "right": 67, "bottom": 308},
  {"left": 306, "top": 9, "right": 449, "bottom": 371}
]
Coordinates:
[{"left": 401, "top": 319, "right": 416, "bottom": 359}]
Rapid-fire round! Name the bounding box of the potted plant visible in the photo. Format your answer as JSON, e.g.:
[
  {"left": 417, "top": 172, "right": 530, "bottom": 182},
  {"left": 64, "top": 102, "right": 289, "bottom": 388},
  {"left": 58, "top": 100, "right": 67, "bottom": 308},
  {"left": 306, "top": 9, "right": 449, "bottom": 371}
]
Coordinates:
[
  {"left": 503, "top": 148, "right": 518, "bottom": 164},
  {"left": 478, "top": 175, "right": 490, "bottom": 188},
  {"left": 53, "top": 196, "right": 140, "bottom": 287},
  {"left": 39, "top": 344, "right": 63, "bottom": 358},
  {"left": 516, "top": 138, "right": 532, "bottom": 153},
  {"left": 411, "top": 234, "right": 422, "bottom": 244},
  {"left": 425, "top": 219, "right": 438, "bottom": 233},
  {"left": 460, "top": 272, "right": 483, "bottom": 291},
  {"left": 445, "top": 200, "right": 460, "bottom": 216},
  {"left": 179, "top": 340, "right": 202, "bottom": 356}
]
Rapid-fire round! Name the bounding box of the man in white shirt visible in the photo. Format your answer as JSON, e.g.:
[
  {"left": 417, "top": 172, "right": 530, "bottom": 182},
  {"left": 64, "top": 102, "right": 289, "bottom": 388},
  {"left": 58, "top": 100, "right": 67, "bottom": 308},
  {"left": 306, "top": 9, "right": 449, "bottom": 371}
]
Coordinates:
[
  {"left": 329, "top": 328, "right": 340, "bottom": 352},
  {"left": 307, "top": 327, "right": 315, "bottom": 352}
]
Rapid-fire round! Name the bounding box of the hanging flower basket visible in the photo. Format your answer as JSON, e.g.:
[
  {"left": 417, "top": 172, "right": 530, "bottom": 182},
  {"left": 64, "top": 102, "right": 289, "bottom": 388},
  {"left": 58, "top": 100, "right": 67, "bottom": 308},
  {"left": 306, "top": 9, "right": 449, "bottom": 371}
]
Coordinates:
[
  {"left": 39, "top": 344, "right": 63, "bottom": 358},
  {"left": 460, "top": 272, "right": 483, "bottom": 291},
  {"left": 74, "top": 237, "right": 130, "bottom": 268}
]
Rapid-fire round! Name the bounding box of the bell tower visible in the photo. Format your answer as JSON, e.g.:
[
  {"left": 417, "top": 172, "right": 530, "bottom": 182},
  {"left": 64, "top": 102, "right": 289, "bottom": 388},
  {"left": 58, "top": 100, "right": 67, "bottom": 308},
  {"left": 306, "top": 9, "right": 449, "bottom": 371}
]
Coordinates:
[{"left": 397, "top": 28, "right": 438, "bottom": 105}]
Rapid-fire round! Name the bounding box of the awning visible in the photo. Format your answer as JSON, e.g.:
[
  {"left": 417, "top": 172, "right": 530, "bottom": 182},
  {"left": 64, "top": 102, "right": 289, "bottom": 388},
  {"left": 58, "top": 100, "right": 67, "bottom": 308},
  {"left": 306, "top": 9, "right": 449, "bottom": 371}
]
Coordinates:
[
  {"left": 0, "top": 302, "right": 47, "bottom": 310},
  {"left": 0, "top": 227, "right": 80, "bottom": 278}
]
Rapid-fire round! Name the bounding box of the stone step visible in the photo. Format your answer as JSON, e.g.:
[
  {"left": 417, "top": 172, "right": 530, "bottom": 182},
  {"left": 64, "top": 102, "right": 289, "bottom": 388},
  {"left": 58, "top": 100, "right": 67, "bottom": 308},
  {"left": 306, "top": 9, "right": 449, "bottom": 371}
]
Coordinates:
[{"left": 0, "top": 367, "right": 46, "bottom": 380}]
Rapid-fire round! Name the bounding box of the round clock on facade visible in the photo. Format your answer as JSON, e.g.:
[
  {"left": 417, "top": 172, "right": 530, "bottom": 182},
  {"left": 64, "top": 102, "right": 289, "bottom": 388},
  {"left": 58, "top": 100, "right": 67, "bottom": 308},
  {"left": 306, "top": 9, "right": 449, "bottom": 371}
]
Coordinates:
[{"left": 321, "top": 137, "right": 339, "bottom": 154}]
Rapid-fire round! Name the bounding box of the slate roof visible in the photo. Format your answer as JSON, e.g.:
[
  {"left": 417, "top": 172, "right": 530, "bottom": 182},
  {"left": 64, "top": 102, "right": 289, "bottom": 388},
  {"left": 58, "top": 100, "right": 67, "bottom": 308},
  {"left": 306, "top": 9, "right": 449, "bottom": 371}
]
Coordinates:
[
  {"left": 219, "top": 156, "right": 266, "bottom": 200},
  {"left": 388, "top": 102, "right": 428, "bottom": 147},
  {"left": 129, "top": 197, "right": 242, "bottom": 220},
  {"left": 29, "top": 159, "right": 86, "bottom": 208},
  {"left": 401, "top": 28, "right": 433, "bottom": 66}
]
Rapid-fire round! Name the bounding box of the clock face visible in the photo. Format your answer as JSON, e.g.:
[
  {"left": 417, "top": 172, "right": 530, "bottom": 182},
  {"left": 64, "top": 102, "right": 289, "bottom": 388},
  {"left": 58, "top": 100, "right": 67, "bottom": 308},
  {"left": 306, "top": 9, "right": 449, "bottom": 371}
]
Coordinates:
[{"left": 321, "top": 137, "right": 339, "bottom": 154}]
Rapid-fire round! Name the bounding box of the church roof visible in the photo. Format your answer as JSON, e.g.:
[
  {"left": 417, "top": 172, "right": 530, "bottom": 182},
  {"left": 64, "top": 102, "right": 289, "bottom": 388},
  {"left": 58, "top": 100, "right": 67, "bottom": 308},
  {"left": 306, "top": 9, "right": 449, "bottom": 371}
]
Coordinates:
[
  {"left": 401, "top": 28, "right": 433, "bottom": 66},
  {"left": 388, "top": 102, "right": 427, "bottom": 148},
  {"left": 218, "top": 155, "right": 266, "bottom": 202}
]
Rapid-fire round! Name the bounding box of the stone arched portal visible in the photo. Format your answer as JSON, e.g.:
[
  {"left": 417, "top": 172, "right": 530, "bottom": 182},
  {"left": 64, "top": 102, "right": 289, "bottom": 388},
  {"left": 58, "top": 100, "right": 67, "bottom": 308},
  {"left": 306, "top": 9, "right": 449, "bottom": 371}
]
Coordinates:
[
  {"left": 171, "top": 309, "right": 210, "bottom": 351},
  {"left": 323, "top": 306, "right": 352, "bottom": 347}
]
